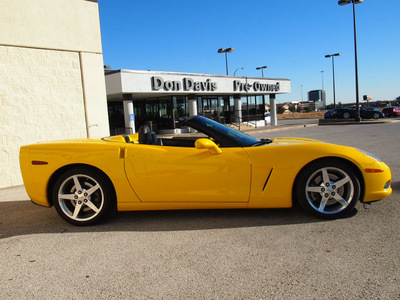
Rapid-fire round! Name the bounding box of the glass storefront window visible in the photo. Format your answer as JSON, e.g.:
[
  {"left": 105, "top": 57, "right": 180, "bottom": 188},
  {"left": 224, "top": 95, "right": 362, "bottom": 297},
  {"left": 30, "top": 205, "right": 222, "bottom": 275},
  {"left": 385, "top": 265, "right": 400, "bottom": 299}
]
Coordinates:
[
  {"left": 241, "top": 95, "right": 264, "bottom": 122},
  {"left": 175, "top": 96, "right": 187, "bottom": 119},
  {"left": 159, "top": 99, "right": 173, "bottom": 129},
  {"left": 108, "top": 101, "right": 125, "bottom": 135},
  {"left": 256, "top": 95, "right": 265, "bottom": 117},
  {"left": 108, "top": 93, "right": 267, "bottom": 134},
  {"left": 197, "top": 97, "right": 203, "bottom": 115}
]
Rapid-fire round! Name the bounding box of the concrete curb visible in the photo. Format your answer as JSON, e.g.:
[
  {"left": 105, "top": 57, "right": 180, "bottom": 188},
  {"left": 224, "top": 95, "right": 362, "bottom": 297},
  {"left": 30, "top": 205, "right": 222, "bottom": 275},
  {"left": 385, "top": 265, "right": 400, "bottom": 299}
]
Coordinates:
[
  {"left": 319, "top": 118, "right": 400, "bottom": 126},
  {"left": 0, "top": 185, "right": 30, "bottom": 202},
  {"left": 240, "top": 123, "right": 319, "bottom": 134}
]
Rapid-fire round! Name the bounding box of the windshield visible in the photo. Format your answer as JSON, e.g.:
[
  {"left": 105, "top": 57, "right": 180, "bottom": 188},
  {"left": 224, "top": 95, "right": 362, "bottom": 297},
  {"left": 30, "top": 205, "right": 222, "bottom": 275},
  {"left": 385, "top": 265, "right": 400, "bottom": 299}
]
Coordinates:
[{"left": 185, "top": 116, "right": 260, "bottom": 147}]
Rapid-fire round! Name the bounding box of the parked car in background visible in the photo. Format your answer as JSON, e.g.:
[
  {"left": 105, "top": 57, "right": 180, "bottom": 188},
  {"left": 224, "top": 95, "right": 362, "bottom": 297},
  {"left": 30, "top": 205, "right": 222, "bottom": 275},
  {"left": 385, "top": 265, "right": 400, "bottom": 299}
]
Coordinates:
[
  {"left": 359, "top": 107, "right": 384, "bottom": 119},
  {"left": 325, "top": 107, "right": 383, "bottom": 120},
  {"left": 324, "top": 109, "right": 336, "bottom": 119},
  {"left": 382, "top": 106, "right": 400, "bottom": 117}
]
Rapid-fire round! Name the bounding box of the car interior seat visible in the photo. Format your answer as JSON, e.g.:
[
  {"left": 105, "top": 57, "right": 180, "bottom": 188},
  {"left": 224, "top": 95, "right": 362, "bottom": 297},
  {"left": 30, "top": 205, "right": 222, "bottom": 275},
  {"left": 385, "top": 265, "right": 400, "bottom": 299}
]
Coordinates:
[{"left": 138, "top": 125, "right": 158, "bottom": 145}]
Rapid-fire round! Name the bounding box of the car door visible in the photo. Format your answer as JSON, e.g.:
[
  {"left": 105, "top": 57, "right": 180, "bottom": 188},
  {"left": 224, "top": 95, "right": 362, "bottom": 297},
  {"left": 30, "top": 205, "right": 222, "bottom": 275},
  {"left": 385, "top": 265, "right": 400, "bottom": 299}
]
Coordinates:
[{"left": 124, "top": 144, "right": 251, "bottom": 203}]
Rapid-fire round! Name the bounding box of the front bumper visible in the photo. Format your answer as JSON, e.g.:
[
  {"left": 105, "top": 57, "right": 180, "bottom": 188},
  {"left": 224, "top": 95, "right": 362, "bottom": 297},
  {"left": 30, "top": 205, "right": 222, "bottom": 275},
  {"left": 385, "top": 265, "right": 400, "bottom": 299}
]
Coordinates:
[{"left": 362, "top": 161, "right": 392, "bottom": 203}]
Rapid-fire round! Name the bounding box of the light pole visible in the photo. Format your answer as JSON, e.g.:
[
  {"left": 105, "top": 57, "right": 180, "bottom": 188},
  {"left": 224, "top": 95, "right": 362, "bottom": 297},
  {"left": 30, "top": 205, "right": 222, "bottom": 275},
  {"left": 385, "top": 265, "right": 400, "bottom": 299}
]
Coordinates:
[
  {"left": 339, "top": 0, "right": 363, "bottom": 122},
  {"left": 218, "top": 48, "right": 234, "bottom": 75},
  {"left": 321, "top": 70, "right": 324, "bottom": 91},
  {"left": 233, "top": 67, "right": 244, "bottom": 76},
  {"left": 301, "top": 85, "right": 303, "bottom": 102},
  {"left": 256, "top": 66, "right": 268, "bottom": 77},
  {"left": 256, "top": 66, "right": 268, "bottom": 121},
  {"left": 325, "top": 53, "right": 341, "bottom": 109}
]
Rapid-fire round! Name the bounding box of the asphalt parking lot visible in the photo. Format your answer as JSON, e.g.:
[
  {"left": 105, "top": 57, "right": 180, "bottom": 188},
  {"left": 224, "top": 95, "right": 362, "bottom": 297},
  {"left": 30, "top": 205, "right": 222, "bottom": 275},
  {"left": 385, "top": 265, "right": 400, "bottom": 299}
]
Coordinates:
[{"left": 1, "top": 120, "right": 399, "bottom": 299}]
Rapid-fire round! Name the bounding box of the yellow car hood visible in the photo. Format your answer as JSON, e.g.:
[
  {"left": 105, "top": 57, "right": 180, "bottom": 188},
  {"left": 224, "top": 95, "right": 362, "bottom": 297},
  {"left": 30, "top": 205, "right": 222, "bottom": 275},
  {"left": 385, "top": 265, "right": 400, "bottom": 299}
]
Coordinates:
[{"left": 268, "top": 137, "right": 322, "bottom": 144}]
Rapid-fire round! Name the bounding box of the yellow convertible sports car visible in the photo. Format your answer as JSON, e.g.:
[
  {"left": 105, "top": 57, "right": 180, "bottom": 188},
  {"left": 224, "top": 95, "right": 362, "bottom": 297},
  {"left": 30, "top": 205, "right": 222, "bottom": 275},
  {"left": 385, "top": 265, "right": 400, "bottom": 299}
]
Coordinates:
[{"left": 20, "top": 116, "right": 392, "bottom": 226}]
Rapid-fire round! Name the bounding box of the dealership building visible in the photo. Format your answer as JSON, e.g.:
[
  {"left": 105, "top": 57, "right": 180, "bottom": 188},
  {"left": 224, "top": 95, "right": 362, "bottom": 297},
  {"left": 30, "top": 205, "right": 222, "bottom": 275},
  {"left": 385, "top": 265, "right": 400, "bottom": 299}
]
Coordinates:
[{"left": 105, "top": 70, "right": 291, "bottom": 135}]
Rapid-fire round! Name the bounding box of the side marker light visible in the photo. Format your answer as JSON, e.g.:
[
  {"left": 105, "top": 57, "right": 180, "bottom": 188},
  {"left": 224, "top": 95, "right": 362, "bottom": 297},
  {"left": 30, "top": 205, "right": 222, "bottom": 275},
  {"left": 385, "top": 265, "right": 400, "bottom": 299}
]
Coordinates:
[
  {"left": 32, "top": 161, "right": 48, "bottom": 165},
  {"left": 365, "top": 169, "right": 384, "bottom": 173}
]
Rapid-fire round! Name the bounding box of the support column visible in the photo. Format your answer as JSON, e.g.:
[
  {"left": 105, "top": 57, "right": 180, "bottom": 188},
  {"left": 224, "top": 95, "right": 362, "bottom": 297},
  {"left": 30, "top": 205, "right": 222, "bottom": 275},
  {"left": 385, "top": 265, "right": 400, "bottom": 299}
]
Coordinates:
[
  {"left": 172, "top": 96, "right": 177, "bottom": 129},
  {"left": 123, "top": 94, "right": 135, "bottom": 133},
  {"left": 188, "top": 94, "right": 197, "bottom": 117},
  {"left": 234, "top": 94, "right": 242, "bottom": 123},
  {"left": 269, "top": 94, "right": 277, "bottom": 126}
]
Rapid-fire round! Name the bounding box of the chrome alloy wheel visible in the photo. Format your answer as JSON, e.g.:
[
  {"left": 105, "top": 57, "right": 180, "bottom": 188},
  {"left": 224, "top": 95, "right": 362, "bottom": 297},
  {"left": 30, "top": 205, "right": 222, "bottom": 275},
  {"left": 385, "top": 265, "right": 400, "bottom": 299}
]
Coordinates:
[
  {"left": 343, "top": 112, "right": 350, "bottom": 119},
  {"left": 57, "top": 174, "right": 105, "bottom": 222},
  {"left": 305, "top": 167, "right": 354, "bottom": 215}
]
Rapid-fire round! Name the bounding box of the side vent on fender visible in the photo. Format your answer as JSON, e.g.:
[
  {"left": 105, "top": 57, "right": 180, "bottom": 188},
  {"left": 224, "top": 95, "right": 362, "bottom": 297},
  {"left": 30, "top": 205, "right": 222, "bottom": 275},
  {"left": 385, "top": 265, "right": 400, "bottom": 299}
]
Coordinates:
[{"left": 262, "top": 168, "right": 274, "bottom": 192}]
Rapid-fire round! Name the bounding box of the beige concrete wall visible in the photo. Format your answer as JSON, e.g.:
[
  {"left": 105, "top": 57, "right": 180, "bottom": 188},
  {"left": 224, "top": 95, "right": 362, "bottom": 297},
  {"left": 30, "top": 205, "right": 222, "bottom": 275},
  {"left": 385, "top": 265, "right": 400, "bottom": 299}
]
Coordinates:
[
  {"left": 0, "top": 46, "right": 87, "bottom": 187},
  {"left": 0, "top": 0, "right": 102, "bottom": 53},
  {"left": 0, "top": 0, "right": 109, "bottom": 188},
  {"left": 80, "top": 52, "right": 110, "bottom": 137}
]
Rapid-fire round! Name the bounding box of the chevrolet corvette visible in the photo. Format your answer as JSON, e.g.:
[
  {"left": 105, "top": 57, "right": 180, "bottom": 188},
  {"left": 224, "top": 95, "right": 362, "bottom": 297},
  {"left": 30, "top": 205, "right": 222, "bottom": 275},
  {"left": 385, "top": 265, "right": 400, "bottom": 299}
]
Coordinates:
[
  {"left": 325, "top": 107, "right": 384, "bottom": 119},
  {"left": 20, "top": 116, "right": 392, "bottom": 225}
]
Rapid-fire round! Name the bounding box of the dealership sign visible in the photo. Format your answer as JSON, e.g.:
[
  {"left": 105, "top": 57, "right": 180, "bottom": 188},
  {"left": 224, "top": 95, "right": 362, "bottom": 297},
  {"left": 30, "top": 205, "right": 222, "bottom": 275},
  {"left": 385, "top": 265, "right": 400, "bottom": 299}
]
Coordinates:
[
  {"left": 151, "top": 76, "right": 281, "bottom": 93},
  {"left": 233, "top": 80, "right": 280, "bottom": 92},
  {"left": 152, "top": 76, "right": 217, "bottom": 92}
]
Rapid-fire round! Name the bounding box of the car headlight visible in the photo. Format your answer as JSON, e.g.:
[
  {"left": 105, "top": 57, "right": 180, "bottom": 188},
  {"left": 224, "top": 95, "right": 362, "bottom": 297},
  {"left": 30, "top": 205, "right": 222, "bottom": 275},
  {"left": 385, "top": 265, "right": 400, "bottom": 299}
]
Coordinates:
[{"left": 357, "top": 149, "right": 382, "bottom": 162}]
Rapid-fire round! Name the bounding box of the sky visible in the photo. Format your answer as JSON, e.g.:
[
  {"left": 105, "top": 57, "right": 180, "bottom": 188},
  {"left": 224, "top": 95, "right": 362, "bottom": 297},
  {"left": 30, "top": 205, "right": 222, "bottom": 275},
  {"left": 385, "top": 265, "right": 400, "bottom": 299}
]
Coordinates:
[{"left": 98, "top": 0, "right": 399, "bottom": 104}]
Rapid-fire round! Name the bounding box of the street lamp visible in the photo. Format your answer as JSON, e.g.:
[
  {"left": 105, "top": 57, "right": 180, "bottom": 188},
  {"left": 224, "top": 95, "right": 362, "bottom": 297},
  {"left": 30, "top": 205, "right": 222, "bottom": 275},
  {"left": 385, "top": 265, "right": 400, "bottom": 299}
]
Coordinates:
[
  {"left": 339, "top": 0, "right": 363, "bottom": 122},
  {"left": 256, "top": 66, "right": 268, "bottom": 121},
  {"left": 325, "top": 53, "right": 341, "bottom": 108},
  {"left": 218, "top": 48, "right": 234, "bottom": 75},
  {"left": 256, "top": 66, "right": 269, "bottom": 77},
  {"left": 301, "top": 85, "right": 303, "bottom": 102},
  {"left": 321, "top": 70, "right": 324, "bottom": 91},
  {"left": 233, "top": 67, "right": 244, "bottom": 76}
]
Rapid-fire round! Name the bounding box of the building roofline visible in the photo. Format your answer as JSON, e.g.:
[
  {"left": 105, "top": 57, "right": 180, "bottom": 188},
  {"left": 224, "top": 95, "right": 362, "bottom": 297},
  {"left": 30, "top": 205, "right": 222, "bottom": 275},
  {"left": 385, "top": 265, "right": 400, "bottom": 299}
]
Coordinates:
[{"left": 105, "top": 69, "right": 290, "bottom": 82}]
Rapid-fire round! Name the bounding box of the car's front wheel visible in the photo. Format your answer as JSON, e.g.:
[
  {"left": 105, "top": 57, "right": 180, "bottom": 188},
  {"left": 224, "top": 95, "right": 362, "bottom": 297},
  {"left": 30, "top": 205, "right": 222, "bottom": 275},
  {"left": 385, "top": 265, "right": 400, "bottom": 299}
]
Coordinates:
[
  {"left": 295, "top": 159, "right": 360, "bottom": 219},
  {"left": 52, "top": 168, "right": 115, "bottom": 226},
  {"left": 343, "top": 112, "right": 351, "bottom": 119},
  {"left": 372, "top": 112, "right": 380, "bottom": 119}
]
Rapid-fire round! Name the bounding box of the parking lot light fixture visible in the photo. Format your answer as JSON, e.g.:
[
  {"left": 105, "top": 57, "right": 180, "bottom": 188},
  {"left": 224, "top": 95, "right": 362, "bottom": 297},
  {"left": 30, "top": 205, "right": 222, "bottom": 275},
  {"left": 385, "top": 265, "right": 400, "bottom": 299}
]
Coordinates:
[
  {"left": 338, "top": 0, "right": 363, "bottom": 122},
  {"left": 256, "top": 66, "right": 269, "bottom": 77},
  {"left": 218, "top": 48, "right": 234, "bottom": 75},
  {"left": 339, "top": 0, "right": 363, "bottom": 5},
  {"left": 233, "top": 67, "right": 244, "bottom": 76},
  {"left": 325, "top": 53, "right": 341, "bottom": 109}
]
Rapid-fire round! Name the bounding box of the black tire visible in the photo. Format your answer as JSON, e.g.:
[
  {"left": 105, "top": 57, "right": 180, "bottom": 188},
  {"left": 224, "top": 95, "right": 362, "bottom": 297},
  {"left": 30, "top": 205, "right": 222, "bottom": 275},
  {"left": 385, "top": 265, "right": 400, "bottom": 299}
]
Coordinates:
[
  {"left": 52, "top": 168, "right": 115, "bottom": 226},
  {"left": 372, "top": 112, "right": 380, "bottom": 119},
  {"left": 343, "top": 112, "right": 350, "bottom": 119},
  {"left": 295, "top": 159, "right": 360, "bottom": 219}
]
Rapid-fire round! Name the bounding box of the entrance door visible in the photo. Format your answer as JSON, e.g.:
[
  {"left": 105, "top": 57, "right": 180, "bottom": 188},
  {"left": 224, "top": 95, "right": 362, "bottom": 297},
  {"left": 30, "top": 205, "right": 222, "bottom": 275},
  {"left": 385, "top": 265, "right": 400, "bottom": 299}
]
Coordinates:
[{"left": 124, "top": 144, "right": 251, "bottom": 203}]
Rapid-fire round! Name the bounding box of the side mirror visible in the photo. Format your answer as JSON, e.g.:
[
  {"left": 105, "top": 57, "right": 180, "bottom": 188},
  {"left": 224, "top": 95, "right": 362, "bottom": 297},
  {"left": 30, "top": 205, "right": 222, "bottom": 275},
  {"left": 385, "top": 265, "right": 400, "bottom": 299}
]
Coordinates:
[{"left": 195, "top": 138, "right": 222, "bottom": 155}]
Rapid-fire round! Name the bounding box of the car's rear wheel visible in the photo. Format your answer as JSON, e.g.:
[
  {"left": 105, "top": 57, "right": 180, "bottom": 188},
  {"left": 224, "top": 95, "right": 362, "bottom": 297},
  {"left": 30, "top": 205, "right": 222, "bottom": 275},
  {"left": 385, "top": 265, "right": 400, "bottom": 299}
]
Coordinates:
[
  {"left": 295, "top": 160, "right": 360, "bottom": 219},
  {"left": 373, "top": 112, "right": 380, "bottom": 119},
  {"left": 52, "top": 168, "right": 115, "bottom": 226},
  {"left": 343, "top": 112, "right": 350, "bottom": 119}
]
